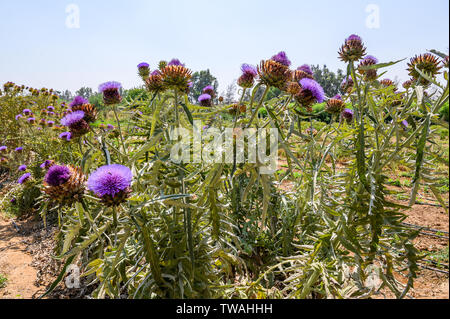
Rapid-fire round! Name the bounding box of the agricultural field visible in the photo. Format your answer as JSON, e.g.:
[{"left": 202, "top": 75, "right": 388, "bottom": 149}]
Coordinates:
[{"left": 0, "top": 34, "right": 449, "bottom": 300}]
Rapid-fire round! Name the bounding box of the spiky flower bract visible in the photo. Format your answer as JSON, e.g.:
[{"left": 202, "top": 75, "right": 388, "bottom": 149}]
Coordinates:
[
  {"left": 18, "top": 165, "right": 27, "bottom": 171},
  {"left": 87, "top": 164, "right": 133, "bottom": 207},
  {"left": 258, "top": 53, "right": 292, "bottom": 89},
  {"left": 338, "top": 34, "right": 366, "bottom": 62},
  {"left": 358, "top": 55, "right": 378, "bottom": 81},
  {"left": 145, "top": 70, "right": 165, "bottom": 93},
  {"left": 326, "top": 98, "right": 345, "bottom": 114},
  {"left": 407, "top": 53, "right": 442, "bottom": 86},
  {"left": 202, "top": 85, "right": 216, "bottom": 99},
  {"left": 99, "top": 81, "right": 122, "bottom": 105},
  {"left": 161, "top": 61, "right": 192, "bottom": 92},
  {"left": 71, "top": 104, "right": 97, "bottom": 123},
  {"left": 40, "top": 160, "right": 54, "bottom": 169}
]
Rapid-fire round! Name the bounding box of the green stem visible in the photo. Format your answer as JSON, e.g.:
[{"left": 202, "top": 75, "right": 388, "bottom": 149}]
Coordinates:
[
  {"left": 113, "top": 104, "right": 127, "bottom": 155},
  {"left": 246, "top": 86, "right": 270, "bottom": 128}
]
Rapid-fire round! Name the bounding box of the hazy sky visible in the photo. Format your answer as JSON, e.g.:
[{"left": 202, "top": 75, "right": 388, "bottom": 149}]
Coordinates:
[{"left": 0, "top": 0, "right": 448, "bottom": 95}]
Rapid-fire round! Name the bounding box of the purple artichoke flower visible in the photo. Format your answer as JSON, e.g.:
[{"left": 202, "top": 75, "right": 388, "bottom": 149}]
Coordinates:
[
  {"left": 27, "top": 117, "right": 36, "bottom": 124},
  {"left": 99, "top": 81, "right": 122, "bottom": 93},
  {"left": 107, "top": 124, "right": 114, "bottom": 130},
  {"left": 167, "top": 59, "right": 185, "bottom": 67},
  {"left": 15, "top": 114, "right": 23, "bottom": 120},
  {"left": 333, "top": 94, "right": 342, "bottom": 100},
  {"left": 271, "top": 51, "right": 291, "bottom": 67},
  {"left": 87, "top": 164, "right": 132, "bottom": 205},
  {"left": 99, "top": 81, "right": 122, "bottom": 105},
  {"left": 61, "top": 111, "right": 85, "bottom": 127},
  {"left": 297, "top": 64, "right": 313, "bottom": 75},
  {"left": 23, "top": 109, "right": 32, "bottom": 115},
  {"left": 299, "top": 78, "right": 325, "bottom": 103},
  {"left": 44, "top": 165, "right": 71, "bottom": 186},
  {"left": 70, "top": 96, "right": 88, "bottom": 108},
  {"left": 15, "top": 147, "right": 23, "bottom": 152},
  {"left": 18, "top": 173, "right": 31, "bottom": 184},
  {"left": 346, "top": 34, "right": 362, "bottom": 42},
  {"left": 198, "top": 94, "right": 212, "bottom": 107},
  {"left": 341, "top": 108, "right": 354, "bottom": 122},
  {"left": 362, "top": 55, "right": 378, "bottom": 64},
  {"left": 47, "top": 105, "right": 55, "bottom": 111},
  {"left": 10, "top": 198, "right": 16, "bottom": 204},
  {"left": 241, "top": 64, "right": 258, "bottom": 77},
  {"left": 138, "top": 62, "right": 150, "bottom": 69},
  {"left": 59, "top": 131, "right": 72, "bottom": 141},
  {"left": 0, "top": 146, "right": 7, "bottom": 153},
  {"left": 18, "top": 165, "right": 27, "bottom": 171}
]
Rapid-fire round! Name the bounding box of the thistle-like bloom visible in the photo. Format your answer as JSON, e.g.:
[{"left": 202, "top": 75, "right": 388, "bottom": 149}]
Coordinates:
[
  {"left": 299, "top": 78, "right": 325, "bottom": 103},
  {"left": 27, "top": 117, "right": 36, "bottom": 124},
  {"left": 137, "top": 62, "right": 150, "bottom": 78},
  {"left": 338, "top": 34, "right": 366, "bottom": 62},
  {"left": 59, "top": 131, "right": 72, "bottom": 142},
  {"left": 380, "top": 78, "right": 396, "bottom": 89},
  {"left": 61, "top": 110, "right": 90, "bottom": 137},
  {"left": 43, "top": 165, "right": 85, "bottom": 204},
  {"left": 23, "top": 109, "right": 32, "bottom": 115},
  {"left": 326, "top": 97, "right": 345, "bottom": 114},
  {"left": 407, "top": 53, "right": 442, "bottom": 86},
  {"left": 107, "top": 124, "right": 114, "bottom": 130},
  {"left": 40, "top": 160, "right": 54, "bottom": 169},
  {"left": 341, "top": 108, "right": 354, "bottom": 122},
  {"left": 0, "top": 157, "right": 8, "bottom": 164},
  {"left": 47, "top": 105, "right": 55, "bottom": 111},
  {"left": 99, "top": 81, "right": 122, "bottom": 105},
  {"left": 145, "top": 70, "right": 165, "bottom": 93},
  {"left": 198, "top": 94, "right": 212, "bottom": 107},
  {"left": 15, "top": 147, "right": 23, "bottom": 152},
  {"left": 161, "top": 62, "right": 192, "bottom": 92},
  {"left": 18, "top": 165, "right": 27, "bottom": 171},
  {"left": 47, "top": 120, "right": 55, "bottom": 127},
  {"left": 258, "top": 53, "right": 292, "bottom": 89},
  {"left": 271, "top": 51, "right": 291, "bottom": 67},
  {"left": 443, "top": 55, "right": 449, "bottom": 68},
  {"left": 358, "top": 55, "right": 378, "bottom": 81},
  {"left": 0, "top": 146, "right": 7, "bottom": 153},
  {"left": 403, "top": 79, "right": 413, "bottom": 89},
  {"left": 18, "top": 173, "right": 31, "bottom": 184},
  {"left": 167, "top": 59, "right": 185, "bottom": 67},
  {"left": 340, "top": 76, "right": 354, "bottom": 94},
  {"left": 333, "top": 94, "right": 342, "bottom": 100},
  {"left": 238, "top": 64, "right": 258, "bottom": 88},
  {"left": 293, "top": 64, "right": 314, "bottom": 82},
  {"left": 70, "top": 96, "right": 89, "bottom": 108},
  {"left": 15, "top": 114, "right": 23, "bottom": 120},
  {"left": 87, "top": 164, "right": 132, "bottom": 207},
  {"left": 71, "top": 103, "right": 97, "bottom": 123},
  {"left": 202, "top": 85, "right": 216, "bottom": 98}
]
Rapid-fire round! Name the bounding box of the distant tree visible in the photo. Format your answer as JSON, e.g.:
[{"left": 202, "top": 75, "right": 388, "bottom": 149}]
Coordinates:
[
  {"left": 75, "top": 87, "right": 94, "bottom": 99},
  {"left": 59, "top": 90, "right": 73, "bottom": 101},
  {"left": 190, "top": 70, "right": 219, "bottom": 102},
  {"left": 311, "top": 65, "right": 345, "bottom": 97},
  {"left": 222, "top": 82, "right": 237, "bottom": 104},
  {"left": 89, "top": 93, "right": 104, "bottom": 110}
]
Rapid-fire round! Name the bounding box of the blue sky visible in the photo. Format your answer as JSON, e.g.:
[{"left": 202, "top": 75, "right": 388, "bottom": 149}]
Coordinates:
[{"left": 0, "top": 0, "right": 448, "bottom": 95}]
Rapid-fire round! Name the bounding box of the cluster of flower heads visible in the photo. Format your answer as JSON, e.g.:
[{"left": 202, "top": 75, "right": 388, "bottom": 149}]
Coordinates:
[
  {"left": 139, "top": 59, "right": 192, "bottom": 94},
  {"left": 14, "top": 159, "right": 133, "bottom": 207},
  {"left": 0, "top": 144, "right": 30, "bottom": 174}
]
